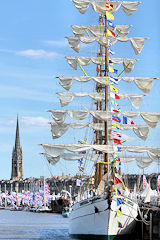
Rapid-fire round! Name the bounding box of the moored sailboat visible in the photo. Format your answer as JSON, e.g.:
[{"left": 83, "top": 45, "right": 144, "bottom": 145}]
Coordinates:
[{"left": 40, "top": 0, "right": 160, "bottom": 238}]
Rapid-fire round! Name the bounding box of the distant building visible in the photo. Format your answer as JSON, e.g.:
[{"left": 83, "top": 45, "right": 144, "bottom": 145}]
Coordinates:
[{"left": 11, "top": 116, "right": 23, "bottom": 180}]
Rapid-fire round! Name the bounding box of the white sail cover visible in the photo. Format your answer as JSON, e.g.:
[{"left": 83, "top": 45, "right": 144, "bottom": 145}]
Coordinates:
[
  {"left": 72, "top": 0, "right": 140, "bottom": 16},
  {"left": 57, "top": 76, "right": 156, "bottom": 94},
  {"left": 48, "top": 110, "right": 160, "bottom": 128},
  {"left": 50, "top": 122, "right": 150, "bottom": 140},
  {"left": 66, "top": 36, "right": 147, "bottom": 55},
  {"left": 41, "top": 143, "right": 160, "bottom": 156},
  {"left": 71, "top": 25, "right": 131, "bottom": 37},
  {"left": 57, "top": 92, "right": 145, "bottom": 108},
  {"left": 65, "top": 56, "right": 136, "bottom": 73}
]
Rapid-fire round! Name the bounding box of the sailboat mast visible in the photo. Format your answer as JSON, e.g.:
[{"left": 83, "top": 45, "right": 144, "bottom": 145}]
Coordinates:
[{"left": 104, "top": 15, "right": 109, "bottom": 172}]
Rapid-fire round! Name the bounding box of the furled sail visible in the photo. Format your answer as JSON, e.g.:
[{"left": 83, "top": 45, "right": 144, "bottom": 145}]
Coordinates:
[
  {"left": 41, "top": 143, "right": 160, "bottom": 156},
  {"left": 50, "top": 122, "right": 150, "bottom": 140},
  {"left": 57, "top": 76, "right": 157, "bottom": 94},
  {"left": 66, "top": 36, "right": 147, "bottom": 55},
  {"left": 72, "top": 0, "right": 140, "bottom": 16},
  {"left": 48, "top": 110, "right": 160, "bottom": 128},
  {"left": 65, "top": 56, "right": 136, "bottom": 73},
  {"left": 71, "top": 25, "right": 131, "bottom": 37},
  {"left": 57, "top": 92, "right": 145, "bottom": 108}
]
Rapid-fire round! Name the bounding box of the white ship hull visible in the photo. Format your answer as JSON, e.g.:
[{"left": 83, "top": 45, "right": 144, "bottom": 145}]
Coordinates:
[{"left": 69, "top": 195, "right": 138, "bottom": 239}]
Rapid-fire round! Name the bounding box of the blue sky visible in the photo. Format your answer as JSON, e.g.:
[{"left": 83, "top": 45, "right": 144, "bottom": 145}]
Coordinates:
[{"left": 0, "top": 0, "right": 160, "bottom": 180}]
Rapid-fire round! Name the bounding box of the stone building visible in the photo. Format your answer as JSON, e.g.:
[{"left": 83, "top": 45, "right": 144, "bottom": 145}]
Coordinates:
[{"left": 11, "top": 116, "right": 23, "bottom": 180}]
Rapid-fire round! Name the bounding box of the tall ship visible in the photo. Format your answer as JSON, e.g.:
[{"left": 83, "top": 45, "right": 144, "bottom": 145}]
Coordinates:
[{"left": 40, "top": 0, "right": 160, "bottom": 239}]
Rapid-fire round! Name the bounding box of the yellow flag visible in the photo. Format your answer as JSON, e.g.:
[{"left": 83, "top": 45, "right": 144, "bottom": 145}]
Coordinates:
[
  {"left": 106, "top": 11, "right": 114, "bottom": 20},
  {"left": 92, "top": 170, "right": 95, "bottom": 176},
  {"left": 115, "top": 187, "right": 117, "bottom": 196},
  {"left": 117, "top": 209, "right": 123, "bottom": 217},
  {"left": 111, "top": 100, "right": 118, "bottom": 106},
  {"left": 110, "top": 85, "right": 118, "bottom": 93},
  {"left": 112, "top": 123, "right": 120, "bottom": 129},
  {"left": 109, "top": 66, "right": 114, "bottom": 73},
  {"left": 92, "top": 178, "right": 95, "bottom": 184}
]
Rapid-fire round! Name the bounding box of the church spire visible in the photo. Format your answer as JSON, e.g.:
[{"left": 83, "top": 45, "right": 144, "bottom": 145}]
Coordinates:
[
  {"left": 11, "top": 115, "right": 23, "bottom": 180},
  {"left": 15, "top": 114, "right": 20, "bottom": 149}
]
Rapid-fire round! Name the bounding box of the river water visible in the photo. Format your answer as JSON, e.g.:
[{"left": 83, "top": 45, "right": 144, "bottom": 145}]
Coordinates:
[
  {"left": 0, "top": 209, "right": 141, "bottom": 240},
  {"left": 0, "top": 209, "right": 70, "bottom": 239}
]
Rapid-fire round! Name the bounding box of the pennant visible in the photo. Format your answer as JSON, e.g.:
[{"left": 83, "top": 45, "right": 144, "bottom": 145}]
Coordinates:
[
  {"left": 112, "top": 131, "right": 121, "bottom": 138},
  {"left": 110, "top": 92, "right": 120, "bottom": 100},
  {"left": 117, "top": 198, "right": 124, "bottom": 206},
  {"left": 109, "top": 66, "right": 118, "bottom": 74},
  {"left": 107, "top": 29, "right": 116, "bottom": 38},
  {"left": 115, "top": 188, "right": 121, "bottom": 195},
  {"left": 113, "top": 138, "right": 122, "bottom": 145},
  {"left": 109, "top": 76, "right": 120, "bottom": 85},
  {"left": 117, "top": 221, "right": 123, "bottom": 228},
  {"left": 78, "top": 159, "right": 83, "bottom": 164},
  {"left": 114, "top": 167, "right": 118, "bottom": 173},
  {"left": 117, "top": 209, "right": 123, "bottom": 217},
  {"left": 112, "top": 123, "right": 120, "bottom": 129},
  {"left": 106, "top": 11, "right": 114, "bottom": 20},
  {"left": 111, "top": 107, "right": 120, "bottom": 113},
  {"left": 114, "top": 156, "right": 120, "bottom": 162},
  {"left": 122, "top": 116, "right": 135, "bottom": 125},
  {"left": 107, "top": 19, "right": 115, "bottom": 28},
  {"left": 112, "top": 116, "right": 121, "bottom": 123},
  {"left": 108, "top": 48, "right": 115, "bottom": 55},
  {"left": 115, "top": 176, "right": 122, "bottom": 185},
  {"left": 110, "top": 85, "right": 118, "bottom": 93},
  {"left": 108, "top": 39, "right": 112, "bottom": 47},
  {"left": 111, "top": 100, "right": 118, "bottom": 106}
]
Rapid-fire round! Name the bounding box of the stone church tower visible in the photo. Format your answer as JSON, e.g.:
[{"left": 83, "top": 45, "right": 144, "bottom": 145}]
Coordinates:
[{"left": 11, "top": 116, "right": 23, "bottom": 180}]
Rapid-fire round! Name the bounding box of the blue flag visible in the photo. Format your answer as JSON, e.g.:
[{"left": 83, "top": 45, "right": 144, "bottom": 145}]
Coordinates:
[
  {"left": 107, "top": 20, "right": 115, "bottom": 28},
  {"left": 109, "top": 76, "right": 120, "bottom": 85},
  {"left": 117, "top": 198, "right": 125, "bottom": 206}
]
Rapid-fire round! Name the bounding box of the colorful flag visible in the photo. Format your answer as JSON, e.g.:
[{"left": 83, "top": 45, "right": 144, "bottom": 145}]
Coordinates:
[
  {"left": 107, "top": 29, "right": 116, "bottom": 38},
  {"left": 106, "top": 3, "right": 113, "bottom": 9},
  {"left": 114, "top": 156, "right": 120, "bottom": 162},
  {"left": 111, "top": 107, "right": 120, "bottom": 113},
  {"left": 115, "top": 176, "right": 122, "bottom": 185},
  {"left": 114, "top": 146, "right": 122, "bottom": 152},
  {"left": 78, "top": 159, "right": 83, "bottom": 164},
  {"left": 117, "top": 198, "right": 124, "bottom": 206},
  {"left": 110, "top": 85, "right": 118, "bottom": 93},
  {"left": 108, "top": 39, "right": 112, "bottom": 47},
  {"left": 106, "top": 11, "right": 114, "bottom": 20},
  {"left": 108, "top": 48, "right": 115, "bottom": 55},
  {"left": 117, "top": 221, "right": 123, "bottom": 228},
  {"left": 115, "top": 188, "right": 121, "bottom": 195},
  {"left": 113, "top": 138, "right": 122, "bottom": 144},
  {"left": 112, "top": 123, "right": 120, "bottom": 129},
  {"left": 109, "top": 66, "right": 118, "bottom": 74},
  {"left": 110, "top": 92, "right": 120, "bottom": 100},
  {"left": 112, "top": 116, "right": 121, "bottom": 123},
  {"left": 143, "top": 175, "right": 147, "bottom": 190},
  {"left": 112, "top": 131, "right": 121, "bottom": 138},
  {"left": 114, "top": 167, "right": 118, "bottom": 173},
  {"left": 117, "top": 209, "right": 123, "bottom": 217},
  {"left": 107, "top": 19, "right": 115, "bottom": 28},
  {"left": 109, "top": 76, "right": 120, "bottom": 85},
  {"left": 123, "top": 116, "right": 135, "bottom": 125}
]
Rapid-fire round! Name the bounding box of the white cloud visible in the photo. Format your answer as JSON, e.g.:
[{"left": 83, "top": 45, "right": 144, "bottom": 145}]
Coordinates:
[
  {"left": 21, "top": 116, "right": 49, "bottom": 126},
  {"left": 17, "top": 49, "right": 60, "bottom": 59}
]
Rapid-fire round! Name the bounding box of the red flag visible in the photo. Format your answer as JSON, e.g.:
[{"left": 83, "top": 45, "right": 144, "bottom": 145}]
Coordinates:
[
  {"left": 115, "top": 176, "right": 122, "bottom": 185},
  {"left": 115, "top": 94, "right": 120, "bottom": 99},
  {"left": 106, "top": 3, "right": 113, "bottom": 9},
  {"left": 113, "top": 138, "right": 122, "bottom": 144}
]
